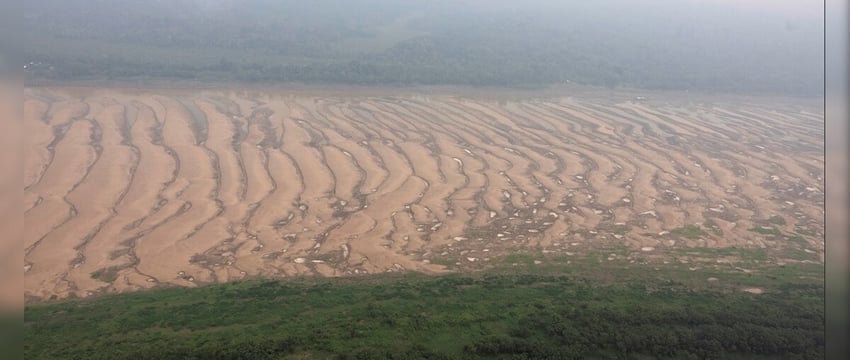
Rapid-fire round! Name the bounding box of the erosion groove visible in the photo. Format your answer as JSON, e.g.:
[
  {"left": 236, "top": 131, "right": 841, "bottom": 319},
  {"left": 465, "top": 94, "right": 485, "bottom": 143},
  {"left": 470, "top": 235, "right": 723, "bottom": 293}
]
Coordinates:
[{"left": 23, "top": 88, "right": 824, "bottom": 301}]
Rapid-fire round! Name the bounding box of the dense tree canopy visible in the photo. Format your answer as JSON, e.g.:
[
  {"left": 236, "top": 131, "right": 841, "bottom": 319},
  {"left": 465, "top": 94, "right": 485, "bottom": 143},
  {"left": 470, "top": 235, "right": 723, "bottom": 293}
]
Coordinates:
[{"left": 22, "top": 0, "right": 823, "bottom": 95}]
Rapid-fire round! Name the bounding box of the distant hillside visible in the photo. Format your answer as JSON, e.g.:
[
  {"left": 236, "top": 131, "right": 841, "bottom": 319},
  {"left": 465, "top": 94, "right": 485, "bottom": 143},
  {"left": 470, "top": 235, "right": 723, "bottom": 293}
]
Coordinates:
[{"left": 22, "top": 0, "right": 823, "bottom": 95}]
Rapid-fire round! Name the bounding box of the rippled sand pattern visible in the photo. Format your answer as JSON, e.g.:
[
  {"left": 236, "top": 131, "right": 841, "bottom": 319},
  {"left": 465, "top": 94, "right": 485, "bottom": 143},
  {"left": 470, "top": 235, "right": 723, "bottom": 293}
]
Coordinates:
[{"left": 24, "top": 88, "right": 824, "bottom": 300}]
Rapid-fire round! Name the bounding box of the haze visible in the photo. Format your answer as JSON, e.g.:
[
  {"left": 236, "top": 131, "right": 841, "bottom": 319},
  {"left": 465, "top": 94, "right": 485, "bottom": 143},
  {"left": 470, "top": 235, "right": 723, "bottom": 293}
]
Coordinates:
[{"left": 22, "top": 0, "right": 823, "bottom": 95}]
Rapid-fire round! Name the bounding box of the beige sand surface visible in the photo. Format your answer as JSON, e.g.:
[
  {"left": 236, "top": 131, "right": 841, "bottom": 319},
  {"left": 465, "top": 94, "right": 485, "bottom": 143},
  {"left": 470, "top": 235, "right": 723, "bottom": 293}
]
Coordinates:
[{"left": 24, "top": 87, "right": 824, "bottom": 300}]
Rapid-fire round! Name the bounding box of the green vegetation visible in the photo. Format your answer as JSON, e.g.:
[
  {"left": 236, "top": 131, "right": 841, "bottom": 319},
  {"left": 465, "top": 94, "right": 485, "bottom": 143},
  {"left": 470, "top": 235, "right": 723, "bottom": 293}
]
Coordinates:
[
  {"left": 781, "top": 247, "right": 820, "bottom": 262},
  {"left": 0, "top": 315, "right": 21, "bottom": 359},
  {"left": 671, "top": 225, "right": 709, "bottom": 239},
  {"left": 21, "top": 0, "right": 823, "bottom": 95},
  {"left": 672, "top": 246, "right": 770, "bottom": 263},
  {"left": 767, "top": 216, "right": 787, "bottom": 226},
  {"left": 703, "top": 219, "right": 723, "bottom": 236},
  {"left": 501, "top": 253, "right": 537, "bottom": 266},
  {"left": 750, "top": 226, "right": 783, "bottom": 236},
  {"left": 429, "top": 257, "right": 460, "bottom": 269},
  {"left": 26, "top": 258, "right": 823, "bottom": 360},
  {"left": 89, "top": 266, "right": 120, "bottom": 283}
]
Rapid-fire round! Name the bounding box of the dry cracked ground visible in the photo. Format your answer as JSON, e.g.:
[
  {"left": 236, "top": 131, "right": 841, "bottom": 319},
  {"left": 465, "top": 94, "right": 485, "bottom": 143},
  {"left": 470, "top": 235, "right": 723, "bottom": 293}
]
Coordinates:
[{"left": 23, "top": 87, "right": 824, "bottom": 301}]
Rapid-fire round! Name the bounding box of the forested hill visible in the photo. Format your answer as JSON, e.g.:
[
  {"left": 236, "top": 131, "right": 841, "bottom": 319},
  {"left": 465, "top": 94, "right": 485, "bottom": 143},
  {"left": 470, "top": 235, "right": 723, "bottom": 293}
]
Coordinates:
[{"left": 21, "top": 0, "right": 823, "bottom": 95}]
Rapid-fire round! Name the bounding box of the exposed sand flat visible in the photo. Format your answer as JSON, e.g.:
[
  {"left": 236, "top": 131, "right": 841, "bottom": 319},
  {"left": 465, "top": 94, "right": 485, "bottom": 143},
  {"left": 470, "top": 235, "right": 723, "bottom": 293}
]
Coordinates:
[
  {"left": 24, "top": 120, "right": 107, "bottom": 295},
  {"left": 398, "top": 142, "right": 451, "bottom": 211},
  {"left": 239, "top": 119, "right": 275, "bottom": 205},
  {"left": 249, "top": 150, "right": 302, "bottom": 241},
  {"left": 24, "top": 88, "right": 824, "bottom": 300},
  {"left": 440, "top": 102, "right": 544, "bottom": 203},
  {"left": 433, "top": 140, "right": 489, "bottom": 228},
  {"left": 324, "top": 127, "right": 388, "bottom": 194},
  {"left": 196, "top": 100, "right": 244, "bottom": 206},
  {"left": 280, "top": 117, "right": 333, "bottom": 201},
  {"left": 60, "top": 101, "right": 140, "bottom": 294},
  {"left": 110, "top": 103, "right": 177, "bottom": 233},
  {"left": 23, "top": 99, "right": 53, "bottom": 190},
  {"left": 25, "top": 119, "right": 96, "bottom": 254},
  {"left": 24, "top": 100, "right": 90, "bottom": 192},
  {"left": 132, "top": 97, "right": 221, "bottom": 284},
  {"left": 323, "top": 145, "right": 363, "bottom": 204},
  {"left": 368, "top": 140, "right": 413, "bottom": 197}
]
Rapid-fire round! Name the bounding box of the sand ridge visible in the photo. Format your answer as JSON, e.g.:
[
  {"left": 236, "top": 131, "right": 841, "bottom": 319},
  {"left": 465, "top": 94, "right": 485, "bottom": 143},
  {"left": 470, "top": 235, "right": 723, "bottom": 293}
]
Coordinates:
[{"left": 23, "top": 88, "right": 824, "bottom": 300}]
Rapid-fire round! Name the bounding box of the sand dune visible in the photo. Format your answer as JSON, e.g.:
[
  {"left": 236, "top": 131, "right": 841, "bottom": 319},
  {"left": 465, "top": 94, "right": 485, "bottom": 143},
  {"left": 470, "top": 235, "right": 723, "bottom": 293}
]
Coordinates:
[{"left": 24, "top": 87, "right": 824, "bottom": 300}]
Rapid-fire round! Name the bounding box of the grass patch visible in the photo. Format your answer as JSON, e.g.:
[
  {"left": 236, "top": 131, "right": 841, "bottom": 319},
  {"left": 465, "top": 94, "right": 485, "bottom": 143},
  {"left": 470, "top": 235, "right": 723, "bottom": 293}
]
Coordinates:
[
  {"left": 670, "top": 224, "right": 708, "bottom": 239},
  {"left": 768, "top": 215, "right": 787, "bottom": 225},
  {"left": 750, "top": 226, "right": 782, "bottom": 236},
  {"left": 610, "top": 224, "right": 630, "bottom": 234},
  {"left": 703, "top": 219, "right": 723, "bottom": 236},
  {"left": 781, "top": 247, "right": 820, "bottom": 261},
  {"left": 672, "top": 246, "right": 770, "bottom": 262},
  {"left": 598, "top": 223, "right": 630, "bottom": 235},
  {"left": 501, "top": 253, "right": 537, "bottom": 266},
  {"left": 717, "top": 246, "right": 769, "bottom": 261},
  {"left": 90, "top": 267, "right": 121, "bottom": 283},
  {"left": 429, "top": 256, "right": 459, "bottom": 268}
]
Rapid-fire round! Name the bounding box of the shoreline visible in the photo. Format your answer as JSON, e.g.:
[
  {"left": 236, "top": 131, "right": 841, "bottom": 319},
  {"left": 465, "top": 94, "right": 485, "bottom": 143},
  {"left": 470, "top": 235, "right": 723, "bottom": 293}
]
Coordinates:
[{"left": 25, "top": 81, "right": 824, "bottom": 108}]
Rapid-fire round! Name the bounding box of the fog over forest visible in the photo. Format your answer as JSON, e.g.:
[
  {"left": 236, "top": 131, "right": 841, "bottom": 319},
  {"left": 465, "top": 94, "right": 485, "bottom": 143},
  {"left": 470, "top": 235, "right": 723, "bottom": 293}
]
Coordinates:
[{"left": 22, "top": 0, "right": 823, "bottom": 94}]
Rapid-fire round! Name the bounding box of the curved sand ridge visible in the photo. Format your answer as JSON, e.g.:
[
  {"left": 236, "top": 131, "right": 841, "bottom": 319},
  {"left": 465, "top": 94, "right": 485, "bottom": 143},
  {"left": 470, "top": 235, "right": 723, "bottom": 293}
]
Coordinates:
[{"left": 23, "top": 88, "right": 824, "bottom": 300}]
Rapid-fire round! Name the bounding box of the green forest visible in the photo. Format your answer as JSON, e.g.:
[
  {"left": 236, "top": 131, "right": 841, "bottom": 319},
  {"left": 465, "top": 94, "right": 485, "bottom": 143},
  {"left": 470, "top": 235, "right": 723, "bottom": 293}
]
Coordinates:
[
  {"left": 25, "top": 256, "right": 824, "bottom": 359},
  {"left": 21, "top": 0, "right": 823, "bottom": 95}
]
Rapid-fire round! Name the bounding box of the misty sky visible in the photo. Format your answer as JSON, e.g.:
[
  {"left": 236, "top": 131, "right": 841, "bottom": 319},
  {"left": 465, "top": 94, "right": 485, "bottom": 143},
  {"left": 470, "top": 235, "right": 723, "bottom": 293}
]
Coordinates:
[
  {"left": 688, "top": 0, "right": 823, "bottom": 19},
  {"left": 20, "top": 0, "right": 825, "bottom": 94}
]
